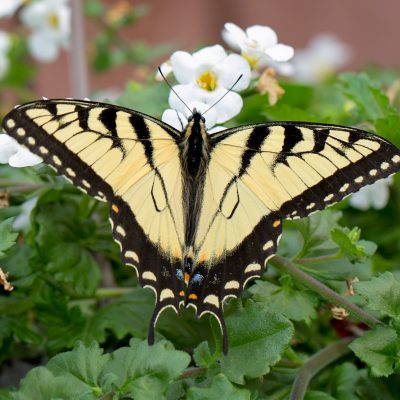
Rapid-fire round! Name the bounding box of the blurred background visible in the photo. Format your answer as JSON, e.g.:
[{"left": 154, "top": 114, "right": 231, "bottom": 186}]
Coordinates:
[{"left": 0, "top": 0, "right": 399, "bottom": 99}]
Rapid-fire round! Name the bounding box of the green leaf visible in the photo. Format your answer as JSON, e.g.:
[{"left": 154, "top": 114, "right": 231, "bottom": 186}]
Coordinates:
[
  {"left": 47, "top": 341, "right": 109, "bottom": 385},
  {"left": 0, "top": 218, "right": 18, "bottom": 258},
  {"left": 31, "top": 191, "right": 101, "bottom": 295},
  {"left": 187, "top": 374, "right": 250, "bottom": 400},
  {"left": 12, "top": 367, "right": 72, "bottom": 400},
  {"left": 249, "top": 278, "right": 319, "bottom": 323},
  {"left": 193, "top": 341, "right": 214, "bottom": 368},
  {"left": 279, "top": 81, "right": 314, "bottom": 108},
  {"left": 12, "top": 340, "right": 190, "bottom": 399},
  {"left": 219, "top": 301, "right": 294, "bottom": 384},
  {"left": 290, "top": 210, "right": 342, "bottom": 259},
  {"left": 354, "top": 272, "right": 400, "bottom": 319},
  {"left": 13, "top": 343, "right": 109, "bottom": 400},
  {"left": 305, "top": 391, "right": 337, "bottom": 400},
  {"left": 117, "top": 80, "right": 169, "bottom": 117},
  {"left": 103, "top": 338, "right": 190, "bottom": 400},
  {"left": 331, "top": 226, "right": 377, "bottom": 263},
  {"left": 375, "top": 114, "right": 400, "bottom": 146},
  {"left": 349, "top": 326, "right": 400, "bottom": 377},
  {"left": 88, "top": 289, "right": 154, "bottom": 342},
  {"left": 339, "top": 73, "right": 393, "bottom": 122},
  {"left": 330, "top": 362, "right": 362, "bottom": 400},
  {"left": 83, "top": 0, "right": 105, "bottom": 16},
  {"left": 263, "top": 104, "right": 322, "bottom": 123}
]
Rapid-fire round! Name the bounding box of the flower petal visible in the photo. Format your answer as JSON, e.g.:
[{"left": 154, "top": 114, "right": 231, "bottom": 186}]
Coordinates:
[
  {"left": 214, "top": 53, "right": 251, "bottom": 91},
  {"left": 246, "top": 25, "right": 278, "bottom": 48},
  {"left": 192, "top": 44, "right": 227, "bottom": 66},
  {"left": 0, "top": 134, "right": 19, "bottom": 163},
  {"left": 28, "top": 31, "right": 60, "bottom": 62},
  {"left": 208, "top": 125, "right": 226, "bottom": 133},
  {"left": 168, "top": 84, "right": 208, "bottom": 113},
  {"left": 267, "top": 44, "right": 294, "bottom": 62},
  {"left": 161, "top": 109, "right": 187, "bottom": 131},
  {"left": 222, "top": 22, "right": 246, "bottom": 50},
  {"left": 207, "top": 89, "right": 243, "bottom": 123},
  {"left": 9, "top": 147, "right": 42, "bottom": 167},
  {"left": 0, "top": 0, "right": 23, "bottom": 18},
  {"left": 170, "top": 51, "right": 197, "bottom": 84},
  {"left": 350, "top": 178, "right": 392, "bottom": 210}
]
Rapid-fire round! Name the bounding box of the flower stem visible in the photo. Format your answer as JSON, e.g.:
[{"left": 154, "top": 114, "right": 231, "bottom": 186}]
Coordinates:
[
  {"left": 269, "top": 255, "right": 380, "bottom": 327},
  {"left": 289, "top": 337, "right": 354, "bottom": 400}
]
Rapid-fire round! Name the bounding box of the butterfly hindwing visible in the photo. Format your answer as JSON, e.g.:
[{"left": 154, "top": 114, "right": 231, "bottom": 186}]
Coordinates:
[{"left": 2, "top": 99, "right": 187, "bottom": 340}]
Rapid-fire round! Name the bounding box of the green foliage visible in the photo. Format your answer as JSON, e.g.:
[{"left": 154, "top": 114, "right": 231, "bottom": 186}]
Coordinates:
[
  {"left": 10, "top": 340, "right": 190, "bottom": 399},
  {"left": 219, "top": 301, "right": 294, "bottom": 384},
  {"left": 0, "top": 218, "right": 18, "bottom": 257},
  {"left": 349, "top": 326, "right": 400, "bottom": 377}
]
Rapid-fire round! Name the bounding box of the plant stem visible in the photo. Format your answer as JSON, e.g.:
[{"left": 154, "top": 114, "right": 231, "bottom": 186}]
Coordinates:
[
  {"left": 296, "top": 253, "right": 340, "bottom": 265},
  {"left": 178, "top": 367, "right": 207, "bottom": 380},
  {"left": 95, "top": 287, "right": 133, "bottom": 298},
  {"left": 289, "top": 337, "right": 354, "bottom": 400},
  {"left": 270, "top": 256, "right": 380, "bottom": 327}
]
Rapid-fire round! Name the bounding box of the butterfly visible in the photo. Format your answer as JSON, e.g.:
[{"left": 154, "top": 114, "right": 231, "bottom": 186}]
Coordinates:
[{"left": 3, "top": 99, "right": 400, "bottom": 353}]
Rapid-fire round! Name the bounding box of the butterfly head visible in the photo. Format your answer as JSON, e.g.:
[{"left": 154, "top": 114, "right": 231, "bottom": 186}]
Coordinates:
[{"left": 188, "top": 109, "right": 205, "bottom": 124}]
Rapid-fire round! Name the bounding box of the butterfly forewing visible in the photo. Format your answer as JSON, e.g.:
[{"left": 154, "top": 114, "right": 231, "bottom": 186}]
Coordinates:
[{"left": 2, "top": 100, "right": 187, "bottom": 339}]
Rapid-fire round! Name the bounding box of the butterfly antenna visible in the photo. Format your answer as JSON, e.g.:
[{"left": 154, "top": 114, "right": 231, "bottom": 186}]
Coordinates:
[
  {"left": 158, "top": 66, "right": 192, "bottom": 115},
  {"left": 202, "top": 74, "right": 243, "bottom": 116}
]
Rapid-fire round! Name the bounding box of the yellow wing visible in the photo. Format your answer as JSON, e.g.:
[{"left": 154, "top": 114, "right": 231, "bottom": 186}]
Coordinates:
[
  {"left": 2, "top": 99, "right": 186, "bottom": 341},
  {"left": 186, "top": 122, "right": 400, "bottom": 353}
]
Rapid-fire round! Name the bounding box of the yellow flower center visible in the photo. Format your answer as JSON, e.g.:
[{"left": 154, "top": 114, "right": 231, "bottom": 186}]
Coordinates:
[
  {"left": 242, "top": 52, "right": 258, "bottom": 69},
  {"left": 47, "top": 13, "right": 59, "bottom": 28},
  {"left": 197, "top": 70, "right": 217, "bottom": 91}
]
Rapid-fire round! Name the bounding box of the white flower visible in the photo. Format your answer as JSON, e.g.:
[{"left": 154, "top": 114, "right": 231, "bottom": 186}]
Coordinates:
[
  {"left": 0, "top": 31, "right": 11, "bottom": 79},
  {"left": 349, "top": 177, "right": 393, "bottom": 210},
  {"left": 169, "top": 83, "right": 243, "bottom": 125},
  {"left": 0, "top": 134, "right": 42, "bottom": 167},
  {"left": 291, "top": 33, "right": 351, "bottom": 84},
  {"left": 167, "top": 45, "right": 250, "bottom": 123},
  {"left": 0, "top": 0, "right": 23, "bottom": 18},
  {"left": 13, "top": 197, "right": 38, "bottom": 231},
  {"left": 20, "top": 0, "right": 71, "bottom": 62},
  {"left": 162, "top": 105, "right": 225, "bottom": 133},
  {"left": 222, "top": 22, "right": 294, "bottom": 69}
]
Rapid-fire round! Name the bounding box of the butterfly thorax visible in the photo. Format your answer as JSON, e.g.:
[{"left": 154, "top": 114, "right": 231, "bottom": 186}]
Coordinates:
[
  {"left": 181, "top": 112, "right": 209, "bottom": 178},
  {"left": 180, "top": 112, "right": 210, "bottom": 259}
]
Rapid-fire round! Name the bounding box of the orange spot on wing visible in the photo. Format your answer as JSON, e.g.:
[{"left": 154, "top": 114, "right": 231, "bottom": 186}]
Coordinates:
[
  {"left": 112, "top": 204, "right": 119, "bottom": 213},
  {"left": 198, "top": 253, "right": 207, "bottom": 263},
  {"left": 184, "top": 272, "right": 190, "bottom": 284},
  {"left": 273, "top": 219, "right": 281, "bottom": 228},
  {"left": 179, "top": 290, "right": 185, "bottom": 297},
  {"left": 188, "top": 294, "right": 198, "bottom": 300}
]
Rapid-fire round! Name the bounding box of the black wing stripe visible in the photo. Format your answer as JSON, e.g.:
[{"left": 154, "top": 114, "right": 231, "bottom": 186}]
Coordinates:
[
  {"left": 239, "top": 126, "right": 269, "bottom": 175},
  {"left": 129, "top": 114, "right": 154, "bottom": 165}
]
